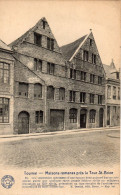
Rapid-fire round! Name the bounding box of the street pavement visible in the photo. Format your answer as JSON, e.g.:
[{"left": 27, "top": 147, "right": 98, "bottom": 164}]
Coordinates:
[{"left": 0, "top": 128, "right": 120, "bottom": 169}]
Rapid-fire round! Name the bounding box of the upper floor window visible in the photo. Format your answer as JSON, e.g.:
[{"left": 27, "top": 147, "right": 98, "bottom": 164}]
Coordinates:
[
  {"left": 0, "top": 62, "right": 10, "bottom": 84},
  {"left": 34, "top": 58, "right": 42, "bottom": 72},
  {"left": 90, "top": 74, "right": 95, "bottom": 83},
  {"left": 59, "top": 87, "right": 65, "bottom": 101},
  {"left": 90, "top": 94, "right": 95, "bottom": 104},
  {"left": 0, "top": 98, "right": 9, "bottom": 123},
  {"left": 80, "top": 92, "right": 86, "bottom": 103},
  {"left": 107, "top": 85, "right": 111, "bottom": 99},
  {"left": 47, "top": 37, "right": 54, "bottom": 50},
  {"left": 70, "top": 68, "right": 76, "bottom": 79},
  {"left": 89, "top": 109, "right": 96, "bottom": 123},
  {"left": 118, "top": 87, "right": 120, "bottom": 100},
  {"left": 116, "top": 72, "right": 119, "bottom": 79},
  {"left": 113, "top": 86, "right": 116, "bottom": 99},
  {"left": 69, "top": 90, "right": 76, "bottom": 102},
  {"left": 34, "top": 33, "right": 42, "bottom": 46},
  {"left": 47, "top": 86, "right": 54, "bottom": 100},
  {"left": 90, "top": 39, "right": 92, "bottom": 46},
  {"left": 92, "top": 54, "right": 96, "bottom": 64},
  {"left": 34, "top": 83, "right": 42, "bottom": 99},
  {"left": 19, "top": 82, "right": 28, "bottom": 97},
  {"left": 47, "top": 62, "right": 55, "bottom": 75},
  {"left": 81, "top": 71, "right": 86, "bottom": 81},
  {"left": 83, "top": 50, "right": 89, "bottom": 61},
  {"left": 69, "top": 108, "right": 77, "bottom": 123},
  {"left": 35, "top": 110, "right": 43, "bottom": 124},
  {"left": 98, "top": 76, "right": 102, "bottom": 85},
  {"left": 42, "top": 20, "right": 46, "bottom": 29},
  {"left": 98, "top": 95, "right": 103, "bottom": 105}
]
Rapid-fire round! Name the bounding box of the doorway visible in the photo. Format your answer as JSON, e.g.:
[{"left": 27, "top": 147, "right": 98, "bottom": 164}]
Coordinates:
[
  {"left": 99, "top": 108, "right": 104, "bottom": 127},
  {"left": 18, "top": 111, "right": 29, "bottom": 134},
  {"left": 80, "top": 109, "right": 87, "bottom": 128},
  {"left": 50, "top": 109, "right": 65, "bottom": 131}
]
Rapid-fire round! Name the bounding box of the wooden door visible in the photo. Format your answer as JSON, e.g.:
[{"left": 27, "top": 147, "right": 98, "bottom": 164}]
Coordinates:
[
  {"left": 18, "top": 111, "right": 29, "bottom": 134},
  {"left": 50, "top": 110, "right": 64, "bottom": 131},
  {"left": 99, "top": 108, "right": 103, "bottom": 127}
]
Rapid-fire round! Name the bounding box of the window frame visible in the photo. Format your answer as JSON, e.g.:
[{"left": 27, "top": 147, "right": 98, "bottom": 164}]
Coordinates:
[
  {"left": 34, "top": 32, "right": 42, "bottom": 46},
  {"left": 19, "top": 82, "right": 28, "bottom": 98},
  {"left": 34, "top": 83, "right": 42, "bottom": 99},
  {"left": 0, "top": 62, "right": 10, "bottom": 84},
  {"left": 69, "top": 90, "right": 76, "bottom": 102},
  {"left": 47, "top": 62, "right": 55, "bottom": 75},
  {"left": 90, "top": 94, "right": 95, "bottom": 104},
  {"left": 47, "top": 86, "right": 55, "bottom": 100},
  {"left": 35, "top": 110, "right": 43, "bottom": 124},
  {"left": 0, "top": 97, "right": 9, "bottom": 123},
  {"left": 69, "top": 108, "right": 77, "bottom": 123},
  {"left": 80, "top": 92, "right": 86, "bottom": 103},
  {"left": 83, "top": 50, "right": 89, "bottom": 61},
  {"left": 59, "top": 87, "right": 65, "bottom": 101},
  {"left": 89, "top": 109, "right": 96, "bottom": 123}
]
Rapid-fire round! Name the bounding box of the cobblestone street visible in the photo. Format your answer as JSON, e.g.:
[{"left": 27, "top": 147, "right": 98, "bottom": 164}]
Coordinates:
[{"left": 0, "top": 129, "right": 119, "bottom": 169}]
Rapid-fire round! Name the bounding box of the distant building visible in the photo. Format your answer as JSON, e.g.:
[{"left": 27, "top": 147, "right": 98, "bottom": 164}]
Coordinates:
[
  {"left": 0, "top": 39, "right": 14, "bottom": 134},
  {"left": 103, "top": 60, "right": 120, "bottom": 126}
]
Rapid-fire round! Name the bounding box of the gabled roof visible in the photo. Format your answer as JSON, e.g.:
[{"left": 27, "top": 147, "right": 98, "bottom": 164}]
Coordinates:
[
  {"left": 60, "top": 35, "right": 87, "bottom": 61},
  {"left": 0, "top": 39, "right": 12, "bottom": 51},
  {"left": 9, "top": 17, "right": 46, "bottom": 48},
  {"left": 103, "top": 64, "right": 119, "bottom": 80}
]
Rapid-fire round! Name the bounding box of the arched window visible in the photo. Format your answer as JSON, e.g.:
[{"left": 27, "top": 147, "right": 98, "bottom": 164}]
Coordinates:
[
  {"left": 89, "top": 110, "right": 96, "bottom": 123},
  {"left": 59, "top": 87, "right": 65, "bottom": 100},
  {"left": 47, "top": 86, "right": 54, "bottom": 99},
  {"left": 34, "top": 83, "right": 42, "bottom": 99},
  {"left": 69, "top": 108, "right": 77, "bottom": 123}
]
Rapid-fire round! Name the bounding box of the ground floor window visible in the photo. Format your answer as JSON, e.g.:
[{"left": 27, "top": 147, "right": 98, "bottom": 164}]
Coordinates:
[
  {"left": 35, "top": 111, "right": 43, "bottom": 124},
  {"left": 69, "top": 108, "right": 77, "bottom": 123},
  {"left": 89, "top": 109, "right": 96, "bottom": 123},
  {"left": 0, "top": 98, "right": 9, "bottom": 123}
]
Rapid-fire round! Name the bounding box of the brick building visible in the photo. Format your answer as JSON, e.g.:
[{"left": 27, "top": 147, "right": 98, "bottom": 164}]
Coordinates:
[
  {"left": 1, "top": 17, "right": 118, "bottom": 134},
  {"left": 103, "top": 60, "right": 120, "bottom": 127},
  {"left": 8, "top": 18, "right": 106, "bottom": 134},
  {"left": 0, "top": 39, "right": 14, "bottom": 134}
]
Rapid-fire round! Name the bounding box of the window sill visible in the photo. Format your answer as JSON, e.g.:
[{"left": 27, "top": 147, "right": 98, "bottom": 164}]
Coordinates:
[{"left": 0, "top": 123, "right": 10, "bottom": 125}]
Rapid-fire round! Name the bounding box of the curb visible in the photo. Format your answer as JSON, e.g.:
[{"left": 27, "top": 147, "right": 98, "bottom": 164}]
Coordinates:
[{"left": 0, "top": 126, "right": 120, "bottom": 139}]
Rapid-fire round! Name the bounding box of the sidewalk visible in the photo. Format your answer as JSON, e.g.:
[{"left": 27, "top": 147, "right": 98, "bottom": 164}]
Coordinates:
[{"left": 0, "top": 126, "right": 120, "bottom": 139}]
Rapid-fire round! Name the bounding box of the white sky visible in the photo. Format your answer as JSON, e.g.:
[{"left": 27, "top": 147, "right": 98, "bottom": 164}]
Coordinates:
[{"left": 0, "top": 1, "right": 120, "bottom": 69}]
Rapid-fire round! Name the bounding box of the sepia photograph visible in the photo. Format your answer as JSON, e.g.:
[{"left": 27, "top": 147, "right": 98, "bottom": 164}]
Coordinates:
[{"left": 0, "top": 0, "right": 120, "bottom": 194}]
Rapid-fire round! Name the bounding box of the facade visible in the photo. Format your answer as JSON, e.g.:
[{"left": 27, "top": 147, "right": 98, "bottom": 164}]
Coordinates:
[
  {"left": 103, "top": 60, "right": 120, "bottom": 127},
  {"left": 0, "top": 17, "right": 119, "bottom": 135},
  {"left": 0, "top": 40, "right": 14, "bottom": 134}
]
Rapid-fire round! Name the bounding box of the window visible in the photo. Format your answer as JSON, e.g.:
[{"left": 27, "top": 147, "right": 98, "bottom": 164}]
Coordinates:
[
  {"left": 107, "top": 85, "right": 111, "bottom": 99},
  {"left": 80, "top": 92, "right": 86, "bottom": 103},
  {"left": 83, "top": 50, "right": 89, "bottom": 61},
  {"left": 92, "top": 54, "right": 96, "bottom": 64},
  {"left": 0, "top": 98, "right": 9, "bottom": 123},
  {"left": 98, "top": 76, "right": 102, "bottom": 85},
  {"left": 70, "top": 68, "right": 76, "bottom": 79},
  {"left": 47, "top": 62, "right": 55, "bottom": 75},
  {"left": 42, "top": 20, "right": 46, "bottom": 29},
  {"left": 47, "top": 86, "right": 54, "bottom": 99},
  {"left": 113, "top": 86, "right": 116, "bottom": 99},
  {"left": 90, "top": 94, "right": 95, "bottom": 104},
  {"left": 35, "top": 111, "right": 43, "bottom": 124},
  {"left": 34, "top": 58, "right": 42, "bottom": 71},
  {"left": 47, "top": 37, "right": 54, "bottom": 50},
  {"left": 0, "top": 62, "right": 10, "bottom": 84},
  {"left": 98, "top": 95, "right": 103, "bottom": 105},
  {"left": 107, "top": 106, "right": 110, "bottom": 125},
  {"left": 81, "top": 71, "right": 86, "bottom": 81},
  {"left": 116, "top": 72, "right": 119, "bottom": 79},
  {"left": 34, "top": 33, "right": 42, "bottom": 46},
  {"left": 90, "top": 74, "right": 95, "bottom": 83},
  {"left": 69, "top": 108, "right": 77, "bottom": 123},
  {"left": 89, "top": 110, "right": 96, "bottom": 123},
  {"left": 118, "top": 87, "right": 120, "bottom": 100},
  {"left": 90, "top": 39, "right": 92, "bottom": 46},
  {"left": 34, "top": 83, "right": 42, "bottom": 99},
  {"left": 59, "top": 88, "right": 65, "bottom": 100},
  {"left": 19, "top": 83, "right": 28, "bottom": 97},
  {"left": 69, "top": 91, "right": 76, "bottom": 102}
]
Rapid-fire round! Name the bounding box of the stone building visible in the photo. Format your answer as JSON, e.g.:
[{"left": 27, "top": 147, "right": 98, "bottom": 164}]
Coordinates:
[
  {"left": 103, "top": 60, "right": 120, "bottom": 127},
  {"left": 0, "top": 39, "right": 14, "bottom": 134},
  {"left": 8, "top": 18, "right": 106, "bottom": 134}
]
